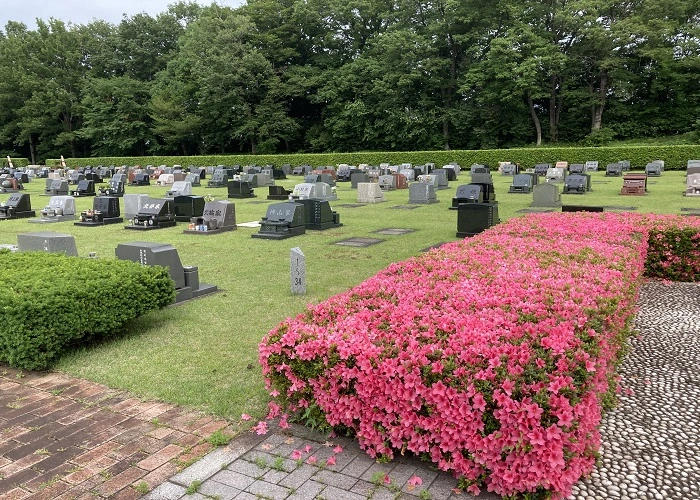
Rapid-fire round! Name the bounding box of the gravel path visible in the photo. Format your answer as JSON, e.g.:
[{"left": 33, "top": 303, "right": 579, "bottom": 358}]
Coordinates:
[{"left": 570, "top": 281, "right": 700, "bottom": 500}]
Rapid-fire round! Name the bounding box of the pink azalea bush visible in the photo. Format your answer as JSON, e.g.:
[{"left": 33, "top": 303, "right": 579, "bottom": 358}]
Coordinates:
[{"left": 259, "top": 212, "right": 700, "bottom": 499}]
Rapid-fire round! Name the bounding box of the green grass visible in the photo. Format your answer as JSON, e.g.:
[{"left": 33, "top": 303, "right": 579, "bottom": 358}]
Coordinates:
[{"left": 0, "top": 168, "right": 697, "bottom": 421}]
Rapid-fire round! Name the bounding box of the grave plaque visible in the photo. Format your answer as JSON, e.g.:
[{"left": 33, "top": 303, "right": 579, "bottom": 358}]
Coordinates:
[
  {"left": 408, "top": 182, "right": 437, "bottom": 204},
  {"left": 227, "top": 180, "right": 256, "bottom": 199},
  {"left": 75, "top": 196, "right": 123, "bottom": 225},
  {"left": 184, "top": 200, "right": 236, "bottom": 234},
  {"left": 534, "top": 163, "right": 551, "bottom": 176},
  {"left": 686, "top": 160, "right": 700, "bottom": 171},
  {"left": 585, "top": 161, "right": 599, "bottom": 172},
  {"left": 605, "top": 163, "right": 622, "bottom": 177},
  {"left": 645, "top": 163, "right": 662, "bottom": 177},
  {"left": 125, "top": 197, "right": 176, "bottom": 230},
  {"left": 685, "top": 173, "right": 700, "bottom": 197},
  {"left": 531, "top": 183, "right": 562, "bottom": 207},
  {"left": 357, "top": 183, "right": 385, "bottom": 203},
  {"left": 252, "top": 202, "right": 305, "bottom": 240},
  {"left": 350, "top": 172, "right": 370, "bottom": 188},
  {"left": 17, "top": 231, "right": 78, "bottom": 256},
  {"left": 621, "top": 174, "right": 648, "bottom": 196},
  {"left": 563, "top": 174, "right": 589, "bottom": 194},
  {"left": 165, "top": 181, "right": 193, "bottom": 197},
  {"left": 207, "top": 168, "right": 228, "bottom": 187},
  {"left": 71, "top": 179, "right": 96, "bottom": 197},
  {"left": 116, "top": 241, "right": 217, "bottom": 302},
  {"left": 509, "top": 174, "right": 534, "bottom": 194},
  {"left": 296, "top": 199, "right": 342, "bottom": 230},
  {"left": 30, "top": 196, "right": 77, "bottom": 223},
  {"left": 0, "top": 194, "right": 35, "bottom": 219},
  {"left": 417, "top": 174, "right": 439, "bottom": 189},
  {"left": 184, "top": 172, "right": 201, "bottom": 187},
  {"left": 173, "top": 195, "right": 205, "bottom": 222},
  {"left": 290, "top": 247, "right": 306, "bottom": 295},
  {"left": 268, "top": 185, "right": 292, "bottom": 200},
  {"left": 44, "top": 179, "right": 69, "bottom": 196},
  {"left": 130, "top": 173, "right": 150, "bottom": 186}
]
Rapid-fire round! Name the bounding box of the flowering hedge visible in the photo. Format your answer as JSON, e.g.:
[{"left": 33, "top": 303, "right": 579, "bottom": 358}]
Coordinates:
[{"left": 259, "top": 212, "right": 700, "bottom": 499}]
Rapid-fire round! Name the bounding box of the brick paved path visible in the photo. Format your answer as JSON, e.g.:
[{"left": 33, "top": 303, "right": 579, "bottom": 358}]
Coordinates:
[{"left": 0, "top": 367, "right": 237, "bottom": 499}]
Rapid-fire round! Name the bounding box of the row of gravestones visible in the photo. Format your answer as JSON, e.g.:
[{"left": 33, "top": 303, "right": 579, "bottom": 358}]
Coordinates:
[{"left": 9, "top": 232, "right": 216, "bottom": 303}]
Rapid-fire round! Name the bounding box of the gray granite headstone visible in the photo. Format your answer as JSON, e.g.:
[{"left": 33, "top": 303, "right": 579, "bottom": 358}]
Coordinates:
[
  {"left": 123, "top": 193, "right": 150, "bottom": 220},
  {"left": 290, "top": 247, "right": 306, "bottom": 295},
  {"left": 408, "top": 182, "right": 438, "bottom": 204},
  {"left": 685, "top": 173, "right": 700, "bottom": 197},
  {"left": 166, "top": 181, "right": 192, "bottom": 197},
  {"left": 357, "top": 183, "right": 385, "bottom": 203},
  {"left": 531, "top": 182, "right": 562, "bottom": 207},
  {"left": 17, "top": 231, "right": 78, "bottom": 256}
]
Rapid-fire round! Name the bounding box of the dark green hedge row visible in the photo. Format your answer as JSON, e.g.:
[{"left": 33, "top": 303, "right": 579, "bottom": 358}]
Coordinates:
[
  {"left": 3, "top": 158, "right": 30, "bottom": 168},
  {"left": 50, "top": 144, "right": 700, "bottom": 171},
  {"left": 0, "top": 252, "right": 175, "bottom": 370}
]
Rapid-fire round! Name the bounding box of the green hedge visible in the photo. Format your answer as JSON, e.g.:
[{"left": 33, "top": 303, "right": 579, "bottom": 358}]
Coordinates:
[
  {"left": 0, "top": 252, "right": 175, "bottom": 370},
  {"left": 50, "top": 144, "right": 700, "bottom": 171},
  {"left": 3, "top": 157, "right": 29, "bottom": 168}
]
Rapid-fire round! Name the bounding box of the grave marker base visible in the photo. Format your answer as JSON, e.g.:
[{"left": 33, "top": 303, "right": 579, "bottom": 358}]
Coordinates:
[
  {"left": 74, "top": 217, "right": 124, "bottom": 226},
  {"left": 228, "top": 193, "right": 256, "bottom": 198},
  {"left": 251, "top": 224, "right": 305, "bottom": 240},
  {"left": 0, "top": 210, "right": 35, "bottom": 220},
  {"left": 183, "top": 227, "right": 234, "bottom": 235},
  {"left": 28, "top": 214, "right": 77, "bottom": 223},
  {"left": 124, "top": 220, "right": 176, "bottom": 230}
]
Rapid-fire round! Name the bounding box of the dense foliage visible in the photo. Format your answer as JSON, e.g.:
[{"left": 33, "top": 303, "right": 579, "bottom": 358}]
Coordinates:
[
  {"left": 1, "top": 0, "right": 698, "bottom": 163},
  {"left": 0, "top": 251, "right": 175, "bottom": 370},
  {"left": 259, "top": 212, "right": 700, "bottom": 499},
  {"left": 46, "top": 143, "right": 700, "bottom": 171}
]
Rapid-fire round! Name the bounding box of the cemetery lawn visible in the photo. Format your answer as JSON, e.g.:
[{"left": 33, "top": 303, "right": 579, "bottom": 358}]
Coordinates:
[{"left": 0, "top": 169, "right": 696, "bottom": 422}]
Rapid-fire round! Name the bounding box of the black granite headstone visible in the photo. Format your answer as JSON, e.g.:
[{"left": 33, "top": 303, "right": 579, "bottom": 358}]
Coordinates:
[{"left": 252, "top": 202, "right": 305, "bottom": 240}]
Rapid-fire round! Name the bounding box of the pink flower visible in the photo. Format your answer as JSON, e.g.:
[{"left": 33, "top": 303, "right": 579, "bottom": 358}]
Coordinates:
[
  {"left": 304, "top": 445, "right": 312, "bottom": 453},
  {"left": 279, "top": 415, "right": 290, "bottom": 429},
  {"left": 326, "top": 455, "right": 336, "bottom": 466},
  {"left": 333, "top": 445, "right": 343, "bottom": 454},
  {"left": 240, "top": 413, "right": 251, "bottom": 421},
  {"left": 253, "top": 421, "right": 268, "bottom": 435},
  {"left": 407, "top": 475, "right": 422, "bottom": 490},
  {"left": 383, "top": 474, "right": 391, "bottom": 485},
  {"left": 307, "top": 456, "right": 318, "bottom": 465},
  {"left": 291, "top": 449, "right": 302, "bottom": 460}
]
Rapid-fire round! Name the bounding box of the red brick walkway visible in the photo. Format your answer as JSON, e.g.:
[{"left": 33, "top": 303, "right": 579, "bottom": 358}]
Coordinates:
[{"left": 0, "top": 365, "right": 237, "bottom": 499}]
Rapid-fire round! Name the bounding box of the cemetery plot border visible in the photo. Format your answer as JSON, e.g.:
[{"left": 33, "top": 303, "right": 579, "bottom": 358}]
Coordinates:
[{"left": 334, "top": 237, "right": 385, "bottom": 247}]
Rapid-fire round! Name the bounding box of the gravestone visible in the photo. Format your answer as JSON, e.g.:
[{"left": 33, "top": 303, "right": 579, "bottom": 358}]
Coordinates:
[
  {"left": 228, "top": 180, "right": 256, "bottom": 199},
  {"left": 207, "top": 168, "right": 228, "bottom": 187},
  {"left": 292, "top": 165, "right": 312, "bottom": 175},
  {"left": 71, "top": 179, "right": 96, "bottom": 197},
  {"left": 685, "top": 173, "right": 700, "bottom": 196},
  {"left": 378, "top": 175, "right": 396, "bottom": 191},
  {"left": 531, "top": 182, "right": 562, "bottom": 207},
  {"left": 453, "top": 184, "right": 484, "bottom": 205},
  {"left": 509, "top": 174, "right": 534, "bottom": 194},
  {"left": 173, "top": 195, "right": 205, "bottom": 222},
  {"left": 30, "top": 196, "right": 77, "bottom": 223},
  {"left": 645, "top": 163, "right": 662, "bottom": 177},
  {"left": 17, "top": 231, "right": 78, "bottom": 256},
  {"left": 408, "top": 182, "right": 437, "bottom": 204},
  {"left": 357, "top": 183, "right": 385, "bottom": 203},
  {"left": 350, "top": 172, "right": 370, "bottom": 188},
  {"left": 392, "top": 173, "right": 408, "bottom": 189},
  {"left": 166, "top": 181, "right": 192, "bottom": 197},
  {"left": 156, "top": 173, "right": 175, "bottom": 186},
  {"left": 651, "top": 159, "right": 664, "bottom": 171},
  {"left": 336, "top": 165, "right": 352, "bottom": 181},
  {"left": 399, "top": 169, "right": 415, "bottom": 181},
  {"left": 184, "top": 172, "right": 201, "bottom": 187},
  {"left": 123, "top": 193, "right": 150, "bottom": 220},
  {"left": 75, "top": 196, "right": 123, "bottom": 226},
  {"left": 546, "top": 167, "right": 565, "bottom": 183},
  {"left": 470, "top": 164, "right": 488, "bottom": 175},
  {"left": 687, "top": 160, "right": 700, "bottom": 170},
  {"left": 569, "top": 163, "right": 585, "bottom": 174},
  {"left": 534, "top": 163, "right": 551, "bottom": 176},
  {"left": 268, "top": 185, "right": 292, "bottom": 200},
  {"left": 431, "top": 169, "right": 449, "bottom": 190},
  {"left": 606, "top": 163, "right": 622, "bottom": 176},
  {"left": 563, "top": 174, "right": 588, "bottom": 194},
  {"left": 585, "top": 161, "right": 599, "bottom": 172},
  {"left": 296, "top": 199, "right": 342, "bottom": 230},
  {"left": 48, "top": 172, "right": 61, "bottom": 180},
  {"left": 0, "top": 194, "right": 35, "bottom": 219},
  {"left": 417, "top": 174, "right": 440, "bottom": 190},
  {"left": 621, "top": 174, "right": 648, "bottom": 196},
  {"left": 130, "top": 173, "right": 150, "bottom": 186},
  {"left": 290, "top": 247, "right": 306, "bottom": 295},
  {"left": 254, "top": 172, "right": 275, "bottom": 187},
  {"left": 116, "top": 241, "right": 217, "bottom": 302},
  {"left": 184, "top": 200, "right": 236, "bottom": 234},
  {"left": 252, "top": 202, "right": 305, "bottom": 240},
  {"left": 100, "top": 174, "right": 125, "bottom": 196},
  {"left": 280, "top": 164, "right": 292, "bottom": 175},
  {"left": 125, "top": 198, "right": 176, "bottom": 230},
  {"left": 501, "top": 163, "right": 518, "bottom": 175},
  {"left": 442, "top": 164, "right": 459, "bottom": 181},
  {"left": 618, "top": 160, "right": 631, "bottom": 171},
  {"left": 68, "top": 171, "right": 84, "bottom": 185},
  {"left": 555, "top": 161, "right": 568, "bottom": 170},
  {"left": 687, "top": 165, "right": 700, "bottom": 177},
  {"left": 44, "top": 179, "right": 69, "bottom": 196}
]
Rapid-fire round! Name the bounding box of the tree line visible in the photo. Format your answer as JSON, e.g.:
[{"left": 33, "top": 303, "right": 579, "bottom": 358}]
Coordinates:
[{"left": 0, "top": 0, "right": 697, "bottom": 163}]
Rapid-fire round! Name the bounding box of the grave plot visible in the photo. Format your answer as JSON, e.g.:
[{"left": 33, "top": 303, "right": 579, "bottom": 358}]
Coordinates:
[
  {"left": 124, "top": 198, "right": 176, "bottom": 230},
  {"left": 252, "top": 202, "right": 305, "bottom": 240},
  {"left": 75, "top": 196, "right": 123, "bottom": 226},
  {"left": 450, "top": 182, "right": 499, "bottom": 238},
  {"left": 605, "top": 163, "right": 623, "bottom": 176},
  {"left": 296, "top": 199, "right": 342, "bottom": 230},
  {"left": 173, "top": 195, "right": 205, "bottom": 222},
  {"left": 29, "top": 196, "right": 77, "bottom": 223},
  {"left": 129, "top": 173, "right": 150, "bottom": 186},
  {"left": 228, "top": 180, "right": 256, "bottom": 199},
  {"left": 645, "top": 162, "right": 662, "bottom": 177},
  {"left": 43, "top": 179, "right": 69, "bottom": 196},
  {"left": 16, "top": 231, "right": 78, "bottom": 256},
  {"left": 508, "top": 174, "right": 534, "bottom": 194},
  {"left": 70, "top": 179, "right": 96, "bottom": 197},
  {"left": 334, "top": 237, "right": 384, "bottom": 247},
  {"left": 184, "top": 200, "right": 236, "bottom": 234},
  {"left": 99, "top": 174, "right": 125, "bottom": 196},
  {"left": 267, "top": 185, "right": 292, "bottom": 200},
  {"left": 621, "top": 174, "right": 648, "bottom": 196},
  {"left": 0, "top": 194, "right": 35, "bottom": 220},
  {"left": 207, "top": 168, "right": 228, "bottom": 187},
  {"left": 562, "top": 173, "right": 591, "bottom": 194},
  {"left": 0, "top": 176, "right": 24, "bottom": 192},
  {"left": 116, "top": 241, "right": 217, "bottom": 302},
  {"left": 534, "top": 163, "right": 551, "bottom": 176}
]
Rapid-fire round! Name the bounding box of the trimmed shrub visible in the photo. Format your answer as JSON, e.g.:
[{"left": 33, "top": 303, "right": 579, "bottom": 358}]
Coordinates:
[
  {"left": 51, "top": 144, "right": 700, "bottom": 171},
  {"left": 0, "top": 252, "right": 175, "bottom": 370},
  {"left": 259, "top": 212, "right": 700, "bottom": 499}
]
